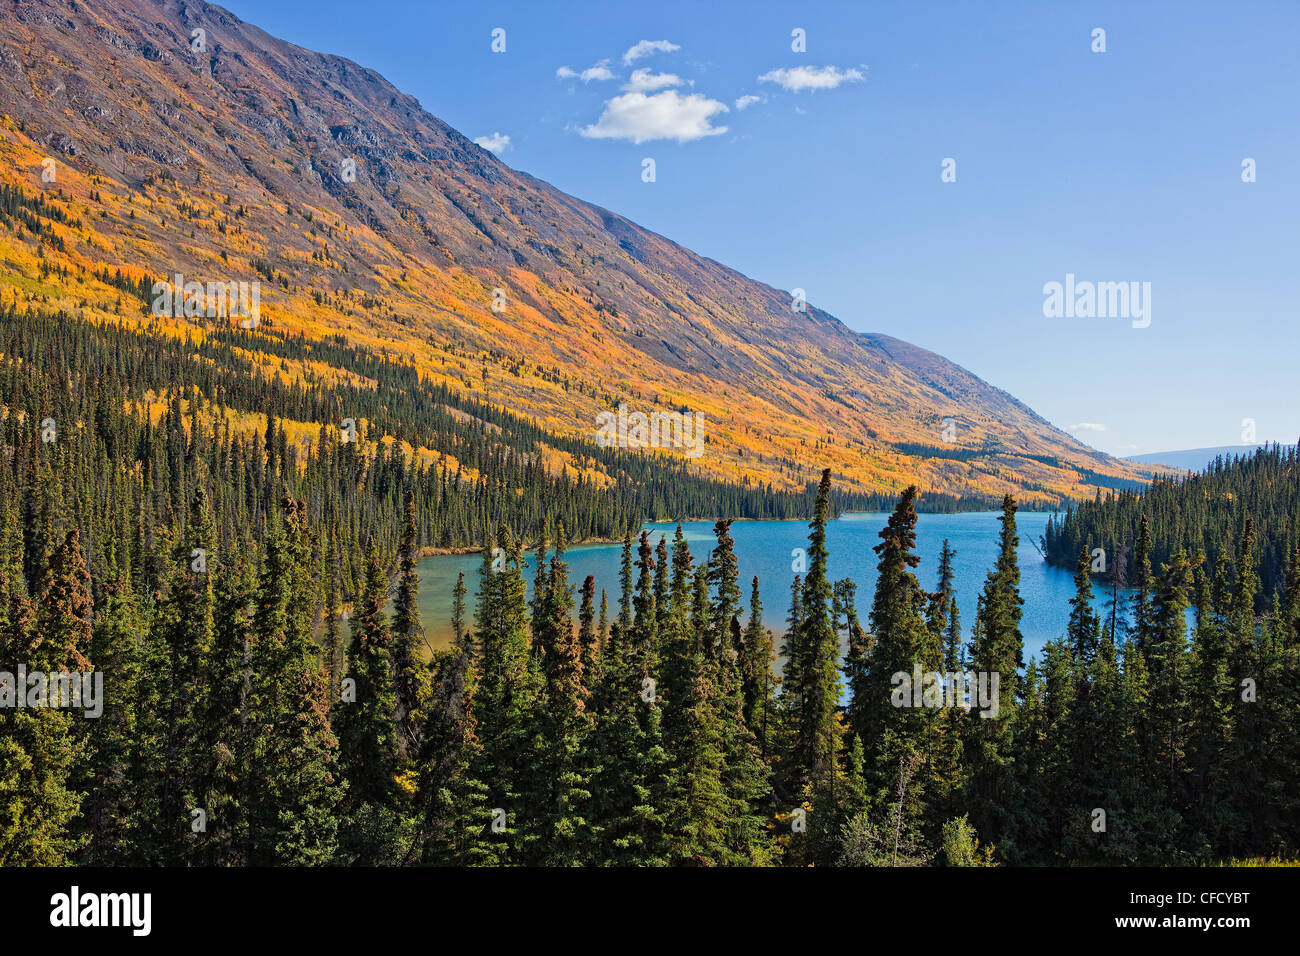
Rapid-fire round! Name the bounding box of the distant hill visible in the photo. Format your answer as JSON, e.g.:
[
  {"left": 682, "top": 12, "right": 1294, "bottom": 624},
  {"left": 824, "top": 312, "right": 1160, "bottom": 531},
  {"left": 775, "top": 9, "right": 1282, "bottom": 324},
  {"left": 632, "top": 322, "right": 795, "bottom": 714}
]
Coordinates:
[
  {"left": 1126, "top": 445, "right": 1297, "bottom": 473},
  {"left": 1048, "top": 444, "right": 1300, "bottom": 600}
]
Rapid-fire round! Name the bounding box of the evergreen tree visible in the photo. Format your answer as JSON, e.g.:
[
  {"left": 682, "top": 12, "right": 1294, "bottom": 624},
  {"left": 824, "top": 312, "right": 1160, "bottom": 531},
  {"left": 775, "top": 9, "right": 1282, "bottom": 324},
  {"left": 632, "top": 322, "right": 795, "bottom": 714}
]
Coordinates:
[
  {"left": 248, "top": 496, "right": 344, "bottom": 865},
  {"left": 783, "top": 470, "right": 843, "bottom": 859},
  {"left": 1067, "top": 545, "right": 1101, "bottom": 666},
  {"left": 1130, "top": 513, "right": 1155, "bottom": 653},
  {"left": 740, "top": 576, "right": 776, "bottom": 758},
  {"left": 1148, "top": 551, "right": 1199, "bottom": 819},
  {"left": 472, "top": 527, "right": 538, "bottom": 861},
  {"left": 392, "top": 489, "right": 423, "bottom": 754},
  {"left": 154, "top": 488, "right": 217, "bottom": 864},
  {"left": 536, "top": 524, "right": 592, "bottom": 863},
  {"left": 338, "top": 545, "right": 400, "bottom": 808},
  {"left": 0, "top": 528, "right": 87, "bottom": 864},
  {"left": 82, "top": 548, "right": 148, "bottom": 863},
  {"left": 863, "top": 486, "right": 933, "bottom": 829},
  {"left": 926, "top": 539, "right": 957, "bottom": 667},
  {"left": 965, "top": 495, "right": 1024, "bottom": 847},
  {"left": 577, "top": 574, "right": 599, "bottom": 699},
  {"left": 706, "top": 520, "right": 741, "bottom": 660}
]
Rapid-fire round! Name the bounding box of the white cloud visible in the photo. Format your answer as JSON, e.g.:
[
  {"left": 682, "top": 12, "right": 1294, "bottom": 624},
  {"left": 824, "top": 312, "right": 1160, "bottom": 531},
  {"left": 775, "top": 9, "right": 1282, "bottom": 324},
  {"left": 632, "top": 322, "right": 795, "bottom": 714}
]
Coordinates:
[
  {"left": 624, "top": 68, "right": 683, "bottom": 93},
  {"left": 623, "top": 39, "right": 680, "bottom": 65},
  {"left": 580, "top": 60, "right": 615, "bottom": 82},
  {"left": 758, "top": 65, "right": 865, "bottom": 92},
  {"left": 556, "top": 61, "right": 615, "bottom": 82},
  {"left": 579, "top": 90, "right": 728, "bottom": 144},
  {"left": 473, "top": 132, "right": 511, "bottom": 155},
  {"left": 734, "top": 94, "right": 763, "bottom": 110},
  {"left": 1069, "top": 422, "right": 1107, "bottom": 432}
]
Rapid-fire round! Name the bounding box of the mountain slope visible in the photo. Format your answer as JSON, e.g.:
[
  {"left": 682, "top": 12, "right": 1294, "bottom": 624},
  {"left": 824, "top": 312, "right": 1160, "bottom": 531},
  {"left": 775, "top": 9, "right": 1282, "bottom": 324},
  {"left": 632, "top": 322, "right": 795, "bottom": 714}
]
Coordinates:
[{"left": 0, "top": 0, "right": 1155, "bottom": 504}]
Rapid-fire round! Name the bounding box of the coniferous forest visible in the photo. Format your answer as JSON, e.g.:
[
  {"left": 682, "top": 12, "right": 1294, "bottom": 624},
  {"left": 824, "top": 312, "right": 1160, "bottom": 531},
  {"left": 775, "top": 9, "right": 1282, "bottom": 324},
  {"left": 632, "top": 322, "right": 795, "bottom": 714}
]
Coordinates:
[
  {"left": 4, "top": 383, "right": 1298, "bottom": 864},
  {"left": 0, "top": 265, "right": 1296, "bottom": 869},
  {"left": 1046, "top": 444, "right": 1300, "bottom": 602}
]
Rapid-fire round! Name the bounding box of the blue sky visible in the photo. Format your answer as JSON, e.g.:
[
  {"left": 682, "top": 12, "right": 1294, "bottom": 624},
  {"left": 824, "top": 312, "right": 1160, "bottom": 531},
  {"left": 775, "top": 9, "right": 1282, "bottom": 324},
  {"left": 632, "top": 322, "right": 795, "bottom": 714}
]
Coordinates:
[{"left": 223, "top": 0, "right": 1300, "bottom": 457}]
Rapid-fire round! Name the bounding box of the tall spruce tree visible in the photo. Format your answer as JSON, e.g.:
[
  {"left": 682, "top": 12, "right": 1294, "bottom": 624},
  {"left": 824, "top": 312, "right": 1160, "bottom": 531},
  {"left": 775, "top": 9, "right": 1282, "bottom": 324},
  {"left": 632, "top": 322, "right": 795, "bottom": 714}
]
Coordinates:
[
  {"left": 965, "top": 495, "right": 1024, "bottom": 846},
  {"left": 783, "top": 470, "right": 843, "bottom": 858},
  {"left": 392, "top": 489, "right": 423, "bottom": 753},
  {"left": 535, "top": 524, "right": 592, "bottom": 863},
  {"left": 863, "top": 487, "right": 933, "bottom": 828}
]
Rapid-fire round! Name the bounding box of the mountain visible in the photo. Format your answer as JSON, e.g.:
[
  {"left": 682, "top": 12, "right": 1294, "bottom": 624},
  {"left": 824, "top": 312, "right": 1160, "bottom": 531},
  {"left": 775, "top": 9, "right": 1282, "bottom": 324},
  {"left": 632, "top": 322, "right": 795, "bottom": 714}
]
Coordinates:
[
  {"left": 0, "top": 0, "right": 1155, "bottom": 506},
  {"left": 1126, "top": 445, "right": 1297, "bottom": 474}
]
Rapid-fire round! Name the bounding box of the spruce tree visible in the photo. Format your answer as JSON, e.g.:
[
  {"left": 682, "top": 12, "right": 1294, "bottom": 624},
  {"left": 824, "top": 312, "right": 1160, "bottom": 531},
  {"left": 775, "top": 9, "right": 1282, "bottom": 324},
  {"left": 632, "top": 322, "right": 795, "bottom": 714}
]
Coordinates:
[
  {"left": 392, "top": 489, "right": 423, "bottom": 753},
  {"left": 1067, "top": 545, "right": 1101, "bottom": 666},
  {"left": 253, "top": 496, "right": 344, "bottom": 865},
  {"left": 472, "top": 527, "right": 537, "bottom": 861},
  {"left": 784, "top": 470, "right": 843, "bottom": 858},
  {"left": 155, "top": 489, "right": 217, "bottom": 864},
  {"left": 0, "top": 528, "right": 87, "bottom": 864},
  {"left": 740, "top": 575, "right": 776, "bottom": 757},
  {"left": 965, "top": 494, "right": 1024, "bottom": 845},
  {"left": 416, "top": 633, "right": 498, "bottom": 865},
  {"left": 536, "top": 524, "right": 592, "bottom": 863},
  {"left": 339, "top": 545, "right": 400, "bottom": 808},
  {"left": 706, "top": 520, "right": 741, "bottom": 660},
  {"left": 1147, "top": 550, "right": 1198, "bottom": 820},
  {"left": 83, "top": 548, "right": 148, "bottom": 863},
  {"left": 863, "top": 487, "right": 933, "bottom": 828}
]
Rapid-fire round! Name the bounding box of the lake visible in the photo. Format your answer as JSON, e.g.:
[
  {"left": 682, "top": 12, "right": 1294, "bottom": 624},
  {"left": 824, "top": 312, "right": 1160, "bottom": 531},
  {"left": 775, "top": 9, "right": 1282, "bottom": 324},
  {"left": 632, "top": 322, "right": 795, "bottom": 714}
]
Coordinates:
[{"left": 413, "top": 511, "right": 1126, "bottom": 665}]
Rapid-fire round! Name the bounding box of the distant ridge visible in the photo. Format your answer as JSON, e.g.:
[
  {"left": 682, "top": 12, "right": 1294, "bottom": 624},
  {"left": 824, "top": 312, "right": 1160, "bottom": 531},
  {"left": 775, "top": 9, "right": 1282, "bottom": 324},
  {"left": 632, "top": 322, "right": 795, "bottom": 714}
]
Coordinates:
[{"left": 1125, "top": 444, "right": 1298, "bottom": 473}]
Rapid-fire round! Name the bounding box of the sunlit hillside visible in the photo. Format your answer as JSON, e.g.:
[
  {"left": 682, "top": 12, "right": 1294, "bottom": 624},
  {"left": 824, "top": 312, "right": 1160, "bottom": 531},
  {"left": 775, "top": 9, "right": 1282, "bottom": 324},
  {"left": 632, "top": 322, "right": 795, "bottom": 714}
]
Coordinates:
[{"left": 0, "top": 0, "right": 1161, "bottom": 505}]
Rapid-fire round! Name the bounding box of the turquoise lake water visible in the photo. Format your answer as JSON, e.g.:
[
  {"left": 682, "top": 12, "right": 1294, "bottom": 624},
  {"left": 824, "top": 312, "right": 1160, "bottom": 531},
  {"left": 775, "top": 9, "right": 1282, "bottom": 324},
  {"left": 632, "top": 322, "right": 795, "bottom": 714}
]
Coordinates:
[{"left": 414, "top": 511, "right": 1125, "bottom": 665}]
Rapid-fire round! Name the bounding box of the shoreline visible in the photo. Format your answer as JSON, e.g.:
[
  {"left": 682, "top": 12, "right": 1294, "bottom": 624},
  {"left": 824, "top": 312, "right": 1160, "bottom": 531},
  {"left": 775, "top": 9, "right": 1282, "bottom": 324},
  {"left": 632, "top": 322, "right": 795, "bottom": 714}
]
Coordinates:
[{"left": 415, "top": 508, "right": 1066, "bottom": 559}]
